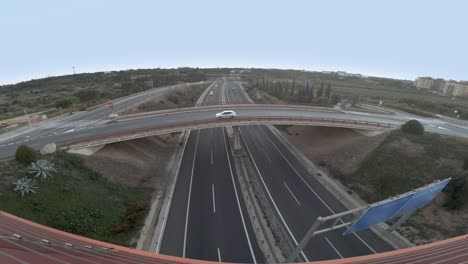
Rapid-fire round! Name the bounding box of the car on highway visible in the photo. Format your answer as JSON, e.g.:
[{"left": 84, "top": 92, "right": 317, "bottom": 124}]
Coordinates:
[
  {"left": 209, "top": 90, "right": 214, "bottom": 96},
  {"left": 215, "top": 110, "right": 237, "bottom": 118}
]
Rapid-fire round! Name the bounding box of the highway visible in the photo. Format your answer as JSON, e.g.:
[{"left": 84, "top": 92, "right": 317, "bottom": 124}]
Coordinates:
[
  {"left": 158, "top": 80, "right": 264, "bottom": 263},
  {"left": 0, "top": 83, "right": 197, "bottom": 155},
  {"left": 220, "top": 80, "right": 395, "bottom": 261},
  {"left": 1, "top": 86, "right": 468, "bottom": 159}
]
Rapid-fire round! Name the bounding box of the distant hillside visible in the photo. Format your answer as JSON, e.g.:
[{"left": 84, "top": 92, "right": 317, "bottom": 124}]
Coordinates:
[{"left": 0, "top": 68, "right": 228, "bottom": 120}]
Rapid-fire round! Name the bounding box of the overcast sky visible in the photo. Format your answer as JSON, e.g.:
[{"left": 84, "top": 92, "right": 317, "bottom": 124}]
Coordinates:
[{"left": 0, "top": 0, "right": 466, "bottom": 85}]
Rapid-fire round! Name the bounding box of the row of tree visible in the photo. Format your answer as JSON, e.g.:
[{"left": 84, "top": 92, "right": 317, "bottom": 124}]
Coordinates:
[{"left": 254, "top": 77, "right": 342, "bottom": 105}]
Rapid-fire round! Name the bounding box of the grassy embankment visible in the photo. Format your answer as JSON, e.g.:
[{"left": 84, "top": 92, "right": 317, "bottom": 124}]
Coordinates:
[
  {"left": 346, "top": 130, "right": 468, "bottom": 242},
  {"left": 0, "top": 151, "right": 153, "bottom": 246}
]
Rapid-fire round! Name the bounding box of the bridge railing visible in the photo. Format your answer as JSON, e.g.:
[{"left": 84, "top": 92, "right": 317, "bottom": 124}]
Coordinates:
[
  {"left": 114, "top": 104, "right": 342, "bottom": 121},
  {"left": 64, "top": 116, "right": 397, "bottom": 149}
]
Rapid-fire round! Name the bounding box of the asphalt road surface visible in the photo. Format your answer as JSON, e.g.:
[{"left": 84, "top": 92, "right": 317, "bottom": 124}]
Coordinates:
[
  {"left": 224, "top": 81, "right": 395, "bottom": 261},
  {"left": 159, "top": 80, "right": 264, "bottom": 263}
]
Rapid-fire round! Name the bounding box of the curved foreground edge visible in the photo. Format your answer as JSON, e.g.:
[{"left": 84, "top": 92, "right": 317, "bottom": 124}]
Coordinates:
[{"left": 0, "top": 210, "right": 467, "bottom": 264}]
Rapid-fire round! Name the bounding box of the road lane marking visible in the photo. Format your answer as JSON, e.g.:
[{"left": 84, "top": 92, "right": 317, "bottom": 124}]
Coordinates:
[
  {"left": 212, "top": 184, "right": 216, "bottom": 213},
  {"left": 217, "top": 248, "right": 222, "bottom": 262},
  {"left": 222, "top": 128, "right": 257, "bottom": 264},
  {"left": 325, "top": 237, "right": 343, "bottom": 258},
  {"left": 211, "top": 148, "right": 213, "bottom": 165},
  {"left": 240, "top": 128, "right": 309, "bottom": 262},
  {"left": 262, "top": 149, "right": 272, "bottom": 163},
  {"left": 259, "top": 126, "right": 378, "bottom": 254},
  {"left": 183, "top": 130, "right": 201, "bottom": 258},
  {"left": 283, "top": 181, "right": 301, "bottom": 206}
]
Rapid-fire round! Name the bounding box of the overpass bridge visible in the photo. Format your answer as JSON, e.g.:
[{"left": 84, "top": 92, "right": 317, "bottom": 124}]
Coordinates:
[{"left": 64, "top": 104, "right": 396, "bottom": 150}]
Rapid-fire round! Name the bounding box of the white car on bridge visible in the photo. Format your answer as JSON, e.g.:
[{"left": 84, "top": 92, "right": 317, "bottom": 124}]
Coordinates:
[{"left": 216, "top": 110, "right": 237, "bottom": 118}]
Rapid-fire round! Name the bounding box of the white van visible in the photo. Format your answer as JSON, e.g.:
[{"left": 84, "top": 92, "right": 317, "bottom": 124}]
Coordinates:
[{"left": 209, "top": 91, "right": 214, "bottom": 96}]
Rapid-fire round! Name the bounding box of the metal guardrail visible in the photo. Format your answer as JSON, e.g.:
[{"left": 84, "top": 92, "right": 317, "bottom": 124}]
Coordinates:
[
  {"left": 114, "top": 104, "right": 341, "bottom": 121},
  {"left": 64, "top": 116, "right": 396, "bottom": 149}
]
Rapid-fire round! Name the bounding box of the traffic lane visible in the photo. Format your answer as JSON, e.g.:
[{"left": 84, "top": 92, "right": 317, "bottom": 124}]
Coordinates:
[
  {"left": 185, "top": 128, "right": 218, "bottom": 261},
  {"left": 2, "top": 106, "right": 465, "bottom": 158},
  {"left": 221, "top": 128, "right": 264, "bottom": 263},
  {"left": 158, "top": 83, "right": 215, "bottom": 255},
  {"left": 3, "top": 108, "right": 402, "bottom": 146},
  {"left": 248, "top": 125, "right": 386, "bottom": 258},
  {"left": 185, "top": 127, "right": 258, "bottom": 263},
  {"left": 259, "top": 125, "right": 395, "bottom": 253},
  {"left": 240, "top": 126, "right": 342, "bottom": 261},
  {"left": 158, "top": 130, "right": 199, "bottom": 257}
]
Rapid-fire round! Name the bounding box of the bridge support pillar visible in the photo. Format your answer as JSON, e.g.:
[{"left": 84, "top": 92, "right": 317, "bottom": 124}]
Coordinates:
[{"left": 233, "top": 126, "right": 242, "bottom": 150}]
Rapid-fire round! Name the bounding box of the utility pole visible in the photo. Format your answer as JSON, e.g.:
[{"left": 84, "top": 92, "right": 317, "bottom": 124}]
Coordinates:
[
  {"left": 72, "top": 66, "right": 76, "bottom": 75},
  {"left": 23, "top": 109, "right": 32, "bottom": 128}
]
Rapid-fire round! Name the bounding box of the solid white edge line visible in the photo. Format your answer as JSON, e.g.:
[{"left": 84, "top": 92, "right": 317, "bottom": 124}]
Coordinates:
[
  {"left": 325, "top": 237, "right": 344, "bottom": 258},
  {"left": 283, "top": 181, "right": 301, "bottom": 206},
  {"left": 222, "top": 128, "right": 257, "bottom": 264},
  {"left": 240, "top": 129, "right": 310, "bottom": 262},
  {"left": 212, "top": 184, "right": 216, "bottom": 214},
  {"left": 182, "top": 129, "right": 201, "bottom": 258},
  {"left": 156, "top": 130, "right": 191, "bottom": 253},
  {"left": 259, "top": 125, "right": 377, "bottom": 254},
  {"left": 217, "top": 247, "right": 222, "bottom": 262}
]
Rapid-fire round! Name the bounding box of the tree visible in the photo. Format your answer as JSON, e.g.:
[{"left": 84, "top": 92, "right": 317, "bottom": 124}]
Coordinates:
[
  {"left": 74, "top": 89, "right": 100, "bottom": 102},
  {"left": 443, "top": 172, "right": 467, "bottom": 210},
  {"left": 290, "top": 79, "right": 296, "bottom": 96},
  {"left": 401, "top": 119, "right": 425, "bottom": 135},
  {"left": 15, "top": 145, "right": 37, "bottom": 165},
  {"left": 325, "top": 83, "right": 332, "bottom": 99},
  {"left": 331, "top": 94, "right": 341, "bottom": 105},
  {"left": 317, "top": 81, "right": 324, "bottom": 97},
  {"left": 54, "top": 96, "right": 79, "bottom": 109},
  {"left": 14, "top": 177, "right": 38, "bottom": 197}
]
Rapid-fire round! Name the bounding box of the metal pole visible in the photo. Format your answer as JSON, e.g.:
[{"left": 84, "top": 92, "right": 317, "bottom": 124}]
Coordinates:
[
  {"left": 386, "top": 211, "right": 414, "bottom": 233},
  {"left": 286, "top": 217, "right": 323, "bottom": 263},
  {"left": 24, "top": 109, "right": 32, "bottom": 128}
]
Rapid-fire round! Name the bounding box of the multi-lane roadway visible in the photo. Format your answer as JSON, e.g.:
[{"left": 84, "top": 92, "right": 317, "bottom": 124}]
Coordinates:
[{"left": 158, "top": 80, "right": 264, "bottom": 263}]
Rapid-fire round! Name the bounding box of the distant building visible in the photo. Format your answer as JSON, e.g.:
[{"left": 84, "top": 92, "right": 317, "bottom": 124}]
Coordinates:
[
  {"left": 443, "top": 81, "right": 468, "bottom": 97},
  {"left": 432, "top": 78, "right": 446, "bottom": 92},
  {"left": 336, "top": 71, "right": 347, "bottom": 77},
  {"left": 415, "top": 77, "right": 434, "bottom": 89}
]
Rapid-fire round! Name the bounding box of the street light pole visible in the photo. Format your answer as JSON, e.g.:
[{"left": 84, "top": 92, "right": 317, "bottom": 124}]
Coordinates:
[{"left": 23, "top": 109, "right": 32, "bottom": 128}]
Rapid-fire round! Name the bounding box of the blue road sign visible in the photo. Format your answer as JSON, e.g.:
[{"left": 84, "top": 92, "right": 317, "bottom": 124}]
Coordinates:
[
  {"left": 391, "top": 178, "right": 451, "bottom": 218},
  {"left": 342, "top": 193, "right": 412, "bottom": 235},
  {"left": 343, "top": 178, "right": 451, "bottom": 236}
]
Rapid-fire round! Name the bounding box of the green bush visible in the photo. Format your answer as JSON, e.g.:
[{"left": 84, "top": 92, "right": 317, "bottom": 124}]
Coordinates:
[
  {"left": 167, "top": 94, "right": 179, "bottom": 104},
  {"left": 443, "top": 173, "right": 467, "bottom": 210},
  {"left": 15, "top": 145, "right": 37, "bottom": 165},
  {"left": 54, "top": 96, "right": 79, "bottom": 109},
  {"left": 401, "top": 119, "right": 425, "bottom": 135}
]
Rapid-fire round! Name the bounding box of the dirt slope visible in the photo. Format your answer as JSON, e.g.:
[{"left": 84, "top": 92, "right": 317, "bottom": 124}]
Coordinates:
[{"left": 80, "top": 133, "right": 181, "bottom": 188}]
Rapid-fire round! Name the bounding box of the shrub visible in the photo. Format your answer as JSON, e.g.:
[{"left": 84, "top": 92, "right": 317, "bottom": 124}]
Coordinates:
[
  {"left": 167, "top": 94, "right": 179, "bottom": 104},
  {"left": 14, "top": 177, "right": 38, "bottom": 196},
  {"left": 15, "top": 145, "right": 37, "bottom": 165},
  {"left": 443, "top": 173, "right": 467, "bottom": 210},
  {"left": 401, "top": 119, "right": 424, "bottom": 135},
  {"left": 28, "top": 160, "right": 56, "bottom": 180}
]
